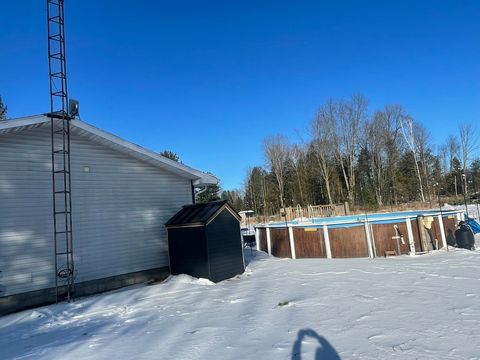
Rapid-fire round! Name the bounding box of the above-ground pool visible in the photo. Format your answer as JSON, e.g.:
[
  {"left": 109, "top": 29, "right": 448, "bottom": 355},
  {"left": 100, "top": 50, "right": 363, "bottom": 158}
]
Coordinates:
[{"left": 255, "top": 209, "right": 465, "bottom": 259}]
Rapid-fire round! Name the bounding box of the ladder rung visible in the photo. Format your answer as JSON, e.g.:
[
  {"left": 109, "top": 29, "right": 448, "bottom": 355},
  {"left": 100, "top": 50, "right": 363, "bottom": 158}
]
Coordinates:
[
  {"left": 49, "top": 34, "right": 62, "bottom": 40},
  {"left": 55, "top": 251, "right": 71, "bottom": 256},
  {"left": 55, "top": 211, "right": 71, "bottom": 215},
  {"left": 54, "top": 170, "right": 69, "bottom": 174},
  {"left": 50, "top": 72, "right": 66, "bottom": 79},
  {"left": 49, "top": 17, "right": 63, "bottom": 25},
  {"left": 54, "top": 190, "right": 70, "bottom": 194},
  {"left": 55, "top": 230, "right": 72, "bottom": 234},
  {"left": 54, "top": 129, "right": 70, "bottom": 134},
  {"left": 47, "top": 111, "right": 69, "bottom": 119},
  {"left": 49, "top": 52, "right": 64, "bottom": 59},
  {"left": 53, "top": 150, "right": 69, "bottom": 154}
]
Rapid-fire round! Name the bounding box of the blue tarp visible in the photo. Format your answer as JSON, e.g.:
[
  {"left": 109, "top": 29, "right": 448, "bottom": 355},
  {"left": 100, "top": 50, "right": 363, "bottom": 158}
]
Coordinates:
[{"left": 466, "top": 218, "right": 480, "bottom": 234}]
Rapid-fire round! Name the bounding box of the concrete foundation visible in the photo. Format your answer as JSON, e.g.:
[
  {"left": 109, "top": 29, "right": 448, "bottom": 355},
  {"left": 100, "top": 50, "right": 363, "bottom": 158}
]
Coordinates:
[{"left": 0, "top": 267, "right": 170, "bottom": 316}]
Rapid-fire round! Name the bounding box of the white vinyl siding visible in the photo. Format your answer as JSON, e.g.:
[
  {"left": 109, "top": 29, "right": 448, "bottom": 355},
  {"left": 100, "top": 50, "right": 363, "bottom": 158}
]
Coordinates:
[
  {"left": 0, "top": 127, "right": 54, "bottom": 296},
  {"left": 0, "top": 124, "right": 191, "bottom": 296}
]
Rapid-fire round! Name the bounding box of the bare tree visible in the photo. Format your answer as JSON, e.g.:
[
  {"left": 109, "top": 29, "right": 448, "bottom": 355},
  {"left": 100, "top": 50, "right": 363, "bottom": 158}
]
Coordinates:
[
  {"left": 365, "top": 105, "right": 404, "bottom": 206},
  {"left": 366, "top": 112, "right": 385, "bottom": 206},
  {"left": 311, "top": 100, "right": 336, "bottom": 204},
  {"left": 438, "top": 144, "right": 449, "bottom": 174},
  {"left": 414, "top": 123, "right": 432, "bottom": 201},
  {"left": 263, "top": 135, "right": 290, "bottom": 209},
  {"left": 244, "top": 166, "right": 270, "bottom": 218},
  {"left": 333, "top": 94, "right": 367, "bottom": 205},
  {"left": 446, "top": 135, "right": 460, "bottom": 171},
  {"left": 459, "top": 122, "right": 478, "bottom": 195},
  {"left": 400, "top": 115, "right": 425, "bottom": 202},
  {"left": 290, "top": 144, "right": 306, "bottom": 205}
]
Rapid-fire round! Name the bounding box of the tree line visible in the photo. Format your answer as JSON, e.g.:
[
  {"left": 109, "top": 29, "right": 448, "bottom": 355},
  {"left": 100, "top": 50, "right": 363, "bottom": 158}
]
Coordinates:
[
  {"left": 240, "top": 94, "right": 479, "bottom": 216},
  {"left": 3, "top": 93, "right": 478, "bottom": 215}
]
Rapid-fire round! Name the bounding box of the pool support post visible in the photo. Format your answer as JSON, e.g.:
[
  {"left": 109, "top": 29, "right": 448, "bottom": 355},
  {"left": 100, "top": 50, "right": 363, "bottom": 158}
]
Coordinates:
[
  {"left": 266, "top": 226, "right": 272, "bottom": 255},
  {"left": 255, "top": 228, "right": 260, "bottom": 251},
  {"left": 323, "top": 225, "right": 332, "bottom": 259},
  {"left": 437, "top": 215, "right": 447, "bottom": 248},
  {"left": 288, "top": 226, "right": 296, "bottom": 259},
  {"left": 364, "top": 220, "right": 374, "bottom": 258},
  {"left": 405, "top": 218, "right": 416, "bottom": 255}
]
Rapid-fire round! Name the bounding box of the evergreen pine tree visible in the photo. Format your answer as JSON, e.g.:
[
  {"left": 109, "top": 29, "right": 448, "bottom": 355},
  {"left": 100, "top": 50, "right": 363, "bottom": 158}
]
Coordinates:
[
  {"left": 470, "top": 159, "right": 480, "bottom": 195},
  {"left": 0, "top": 95, "right": 7, "bottom": 120},
  {"left": 220, "top": 190, "right": 244, "bottom": 211},
  {"left": 159, "top": 150, "right": 179, "bottom": 162},
  {"left": 196, "top": 184, "right": 221, "bottom": 203}
]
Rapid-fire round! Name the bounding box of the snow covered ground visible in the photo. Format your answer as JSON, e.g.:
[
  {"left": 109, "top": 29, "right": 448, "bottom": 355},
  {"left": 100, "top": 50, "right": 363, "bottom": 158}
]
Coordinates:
[
  {"left": 2, "top": 242, "right": 480, "bottom": 360},
  {"left": 445, "top": 203, "right": 480, "bottom": 221}
]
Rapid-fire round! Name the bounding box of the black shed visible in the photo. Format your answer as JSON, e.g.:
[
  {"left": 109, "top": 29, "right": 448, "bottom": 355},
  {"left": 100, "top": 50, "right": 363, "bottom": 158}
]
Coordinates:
[{"left": 165, "top": 200, "right": 245, "bottom": 282}]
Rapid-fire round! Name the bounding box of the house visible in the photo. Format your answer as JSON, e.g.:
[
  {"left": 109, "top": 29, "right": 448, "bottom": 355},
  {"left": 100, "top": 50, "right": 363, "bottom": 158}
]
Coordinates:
[
  {"left": 0, "top": 115, "right": 217, "bottom": 315},
  {"left": 165, "top": 200, "right": 245, "bottom": 282}
]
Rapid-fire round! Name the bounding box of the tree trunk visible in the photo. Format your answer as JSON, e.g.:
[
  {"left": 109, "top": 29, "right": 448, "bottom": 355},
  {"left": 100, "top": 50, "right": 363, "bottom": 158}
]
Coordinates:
[
  {"left": 413, "top": 152, "right": 426, "bottom": 202},
  {"left": 317, "top": 157, "right": 333, "bottom": 205},
  {"left": 339, "top": 157, "right": 352, "bottom": 204},
  {"left": 294, "top": 167, "right": 305, "bottom": 205}
]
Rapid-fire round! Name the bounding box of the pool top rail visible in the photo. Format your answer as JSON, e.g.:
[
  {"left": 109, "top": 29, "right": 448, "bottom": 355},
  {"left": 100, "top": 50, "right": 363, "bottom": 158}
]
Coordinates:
[{"left": 256, "top": 209, "right": 464, "bottom": 229}]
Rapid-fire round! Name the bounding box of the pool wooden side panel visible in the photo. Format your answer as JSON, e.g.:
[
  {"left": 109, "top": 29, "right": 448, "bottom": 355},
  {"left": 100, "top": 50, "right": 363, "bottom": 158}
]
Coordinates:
[
  {"left": 270, "top": 228, "right": 291, "bottom": 258},
  {"left": 256, "top": 213, "right": 459, "bottom": 258},
  {"left": 411, "top": 219, "right": 423, "bottom": 252},
  {"left": 371, "top": 223, "right": 410, "bottom": 256},
  {"left": 431, "top": 217, "right": 443, "bottom": 249},
  {"left": 293, "top": 228, "right": 326, "bottom": 258},
  {"left": 442, "top": 217, "right": 457, "bottom": 235},
  {"left": 416, "top": 215, "right": 457, "bottom": 251},
  {"left": 329, "top": 225, "right": 369, "bottom": 258},
  {"left": 258, "top": 228, "right": 267, "bottom": 252}
]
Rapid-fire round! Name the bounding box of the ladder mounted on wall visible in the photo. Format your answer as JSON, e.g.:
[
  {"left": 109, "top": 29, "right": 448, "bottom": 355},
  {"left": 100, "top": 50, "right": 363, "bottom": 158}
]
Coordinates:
[{"left": 47, "top": 0, "right": 75, "bottom": 302}]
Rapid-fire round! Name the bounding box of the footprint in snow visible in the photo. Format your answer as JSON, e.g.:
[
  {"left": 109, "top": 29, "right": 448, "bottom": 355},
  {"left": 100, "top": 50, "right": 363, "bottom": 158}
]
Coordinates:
[
  {"left": 353, "top": 294, "right": 377, "bottom": 303},
  {"left": 229, "top": 298, "right": 247, "bottom": 304},
  {"left": 368, "top": 334, "right": 384, "bottom": 341},
  {"left": 355, "top": 314, "right": 370, "bottom": 322},
  {"left": 276, "top": 301, "right": 295, "bottom": 308}
]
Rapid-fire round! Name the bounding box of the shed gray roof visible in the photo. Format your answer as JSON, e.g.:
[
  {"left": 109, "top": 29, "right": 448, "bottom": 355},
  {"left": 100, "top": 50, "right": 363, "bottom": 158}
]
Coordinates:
[
  {"left": 165, "top": 200, "right": 240, "bottom": 227},
  {"left": 0, "top": 115, "right": 218, "bottom": 186}
]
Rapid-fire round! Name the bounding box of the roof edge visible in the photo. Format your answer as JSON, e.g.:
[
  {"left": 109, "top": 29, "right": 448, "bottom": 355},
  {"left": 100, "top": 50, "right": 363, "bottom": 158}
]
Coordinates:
[
  {"left": 165, "top": 200, "right": 241, "bottom": 227},
  {"left": 1, "top": 115, "right": 218, "bottom": 185},
  {"left": 205, "top": 203, "right": 241, "bottom": 226},
  {"left": 71, "top": 119, "right": 218, "bottom": 185},
  {"left": 0, "top": 115, "right": 47, "bottom": 130}
]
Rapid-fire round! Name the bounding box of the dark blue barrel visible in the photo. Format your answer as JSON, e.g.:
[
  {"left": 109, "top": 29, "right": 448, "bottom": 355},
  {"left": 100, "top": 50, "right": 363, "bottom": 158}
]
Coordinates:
[{"left": 455, "top": 222, "right": 475, "bottom": 250}]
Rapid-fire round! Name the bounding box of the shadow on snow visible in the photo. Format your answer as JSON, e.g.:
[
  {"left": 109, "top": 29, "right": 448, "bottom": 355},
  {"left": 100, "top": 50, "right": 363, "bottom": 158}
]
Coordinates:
[{"left": 292, "top": 329, "right": 341, "bottom": 360}]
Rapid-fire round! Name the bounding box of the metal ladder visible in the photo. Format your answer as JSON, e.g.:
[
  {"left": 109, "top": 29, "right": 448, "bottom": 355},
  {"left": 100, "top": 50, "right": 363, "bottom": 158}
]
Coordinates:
[{"left": 47, "top": 0, "right": 75, "bottom": 302}]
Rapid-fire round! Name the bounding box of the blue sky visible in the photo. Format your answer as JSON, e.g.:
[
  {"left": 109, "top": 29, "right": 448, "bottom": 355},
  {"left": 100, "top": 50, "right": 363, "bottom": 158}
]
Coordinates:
[{"left": 1, "top": 1, "right": 479, "bottom": 190}]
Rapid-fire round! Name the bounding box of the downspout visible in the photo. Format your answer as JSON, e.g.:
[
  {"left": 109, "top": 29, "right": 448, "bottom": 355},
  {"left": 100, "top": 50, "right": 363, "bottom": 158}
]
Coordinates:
[
  {"left": 190, "top": 180, "right": 195, "bottom": 204},
  {"left": 192, "top": 183, "right": 209, "bottom": 204}
]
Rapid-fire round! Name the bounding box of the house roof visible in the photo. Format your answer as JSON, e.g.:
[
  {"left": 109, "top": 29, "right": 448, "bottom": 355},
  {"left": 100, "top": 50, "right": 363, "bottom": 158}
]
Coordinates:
[
  {"left": 165, "top": 200, "right": 240, "bottom": 228},
  {"left": 0, "top": 115, "right": 217, "bottom": 186}
]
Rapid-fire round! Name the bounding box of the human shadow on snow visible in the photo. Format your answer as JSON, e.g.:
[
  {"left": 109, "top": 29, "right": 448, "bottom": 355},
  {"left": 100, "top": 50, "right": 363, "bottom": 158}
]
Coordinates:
[{"left": 291, "top": 329, "right": 341, "bottom": 360}]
